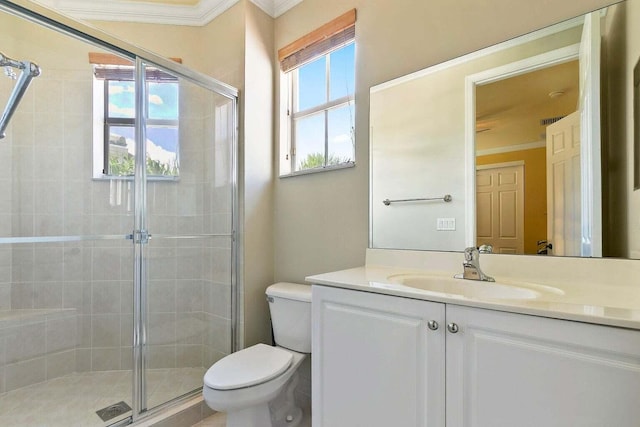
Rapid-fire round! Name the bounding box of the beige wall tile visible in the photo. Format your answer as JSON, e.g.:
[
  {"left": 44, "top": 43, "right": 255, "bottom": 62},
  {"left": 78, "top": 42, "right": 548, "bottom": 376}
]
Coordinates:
[
  {"left": 91, "top": 314, "right": 121, "bottom": 347},
  {"left": 6, "top": 322, "right": 46, "bottom": 363},
  {"left": 5, "top": 357, "right": 46, "bottom": 392},
  {"left": 148, "top": 313, "right": 176, "bottom": 346},
  {"left": 91, "top": 347, "right": 121, "bottom": 371},
  {"left": 46, "top": 315, "right": 77, "bottom": 353},
  {"left": 34, "top": 281, "right": 63, "bottom": 308},
  {"left": 147, "top": 345, "right": 176, "bottom": 369},
  {"left": 92, "top": 281, "right": 122, "bottom": 314},
  {"left": 46, "top": 349, "right": 76, "bottom": 380},
  {"left": 176, "top": 345, "right": 203, "bottom": 368},
  {"left": 176, "top": 280, "right": 203, "bottom": 312}
]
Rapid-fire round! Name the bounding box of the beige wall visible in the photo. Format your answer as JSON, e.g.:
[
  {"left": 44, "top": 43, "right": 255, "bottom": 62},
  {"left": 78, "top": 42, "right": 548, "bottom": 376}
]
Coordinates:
[
  {"left": 92, "top": 20, "right": 204, "bottom": 71},
  {"left": 273, "top": 0, "right": 612, "bottom": 284},
  {"left": 242, "top": 2, "right": 275, "bottom": 347}
]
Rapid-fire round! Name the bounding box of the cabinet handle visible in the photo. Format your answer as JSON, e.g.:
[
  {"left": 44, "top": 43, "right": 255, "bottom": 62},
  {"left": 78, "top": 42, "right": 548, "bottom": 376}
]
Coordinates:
[
  {"left": 427, "top": 320, "right": 439, "bottom": 331},
  {"left": 447, "top": 323, "right": 459, "bottom": 333}
]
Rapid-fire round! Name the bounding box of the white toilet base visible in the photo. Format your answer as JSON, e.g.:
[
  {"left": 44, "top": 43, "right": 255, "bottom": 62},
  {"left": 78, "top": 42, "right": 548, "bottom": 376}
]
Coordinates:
[
  {"left": 203, "top": 348, "right": 307, "bottom": 427},
  {"left": 269, "top": 372, "right": 302, "bottom": 427},
  {"left": 226, "top": 403, "right": 272, "bottom": 427}
]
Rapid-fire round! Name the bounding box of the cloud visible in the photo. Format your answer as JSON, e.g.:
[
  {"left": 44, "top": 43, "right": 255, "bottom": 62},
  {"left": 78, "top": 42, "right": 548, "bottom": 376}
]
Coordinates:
[
  {"left": 108, "top": 84, "right": 135, "bottom": 95},
  {"left": 125, "top": 137, "right": 177, "bottom": 165},
  {"left": 108, "top": 103, "right": 135, "bottom": 117},
  {"left": 149, "top": 94, "right": 164, "bottom": 105},
  {"left": 330, "top": 133, "right": 352, "bottom": 144}
]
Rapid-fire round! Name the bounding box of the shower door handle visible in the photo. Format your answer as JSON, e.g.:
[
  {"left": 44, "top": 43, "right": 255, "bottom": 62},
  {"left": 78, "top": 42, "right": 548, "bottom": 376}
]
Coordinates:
[{"left": 131, "top": 230, "right": 151, "bottom": 244}]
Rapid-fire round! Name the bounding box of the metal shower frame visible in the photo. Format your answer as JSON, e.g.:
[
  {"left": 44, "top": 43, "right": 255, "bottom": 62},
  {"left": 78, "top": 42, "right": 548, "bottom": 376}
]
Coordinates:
[{"left": 0, "top": 0, "right": 240, "bottom": 425}]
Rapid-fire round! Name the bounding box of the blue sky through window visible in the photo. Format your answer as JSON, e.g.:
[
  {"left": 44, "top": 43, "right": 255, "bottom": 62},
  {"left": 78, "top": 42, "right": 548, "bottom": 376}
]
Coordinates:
[
  {"left": 108, "top": 81, "right": 179, "bottom": 152},
  {"left": 108, "top": 79, "right": 179, "bottom": 174},
  {"left": 330, "top": 43, "right": 355, "bottom": 101},
  {"left": 294, "top": 42, "right": 355, "bottom": 170}
]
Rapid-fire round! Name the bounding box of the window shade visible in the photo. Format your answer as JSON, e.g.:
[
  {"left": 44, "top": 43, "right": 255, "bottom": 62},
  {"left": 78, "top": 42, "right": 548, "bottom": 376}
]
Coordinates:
[
  {"left": 93, "top": 66, "right": 178, "bottom": 82},
  {"left": 89, "top": 52, "right": 181, "bottom": 81},
  {"left": 278, "top": 9, "right": 356, "bottom": 72}
]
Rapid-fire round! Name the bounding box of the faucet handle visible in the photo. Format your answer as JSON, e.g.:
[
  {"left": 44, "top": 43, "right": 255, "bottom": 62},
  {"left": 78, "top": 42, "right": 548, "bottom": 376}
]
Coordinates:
[
  {"left": 478, "top": 244, "right": 493, "bottom": 254},
  {"left": 463, "top": 246, "right": 478, "bottom": 261}
]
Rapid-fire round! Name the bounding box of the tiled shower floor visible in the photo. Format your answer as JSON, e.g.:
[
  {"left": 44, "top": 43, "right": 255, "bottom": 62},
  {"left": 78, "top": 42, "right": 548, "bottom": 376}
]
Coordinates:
[{"left": 0, "top": 367, "right": 205, "bottom": 427}]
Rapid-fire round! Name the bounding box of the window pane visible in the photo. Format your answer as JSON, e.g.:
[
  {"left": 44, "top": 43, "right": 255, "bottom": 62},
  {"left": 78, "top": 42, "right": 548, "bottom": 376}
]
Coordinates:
[
  {"left": 108, "top": 81, "right": 135, "bottom": 118},
  {"left": 295, "top": 112, "right": 325, "bottom": 170},
  {"left": 147, "top": 125, "right": 179, "bottom": 175},
  {"left": 297, "top": 56, "right": 326, "bottom": 111},
  {"left": 108, "top": 125, "right": 135, "bottom": 175},
  {"left": 148, "top": 82, "right": 178, "bottom": 120},
  {"left": 329, "top": 43, "right": 355, "bottom": 101},
  {"left": 107, "top": 125, "right": 179, "bottom": 176},
  {"left": 328, "top": 102, "right": 355, "bottom": 164}
]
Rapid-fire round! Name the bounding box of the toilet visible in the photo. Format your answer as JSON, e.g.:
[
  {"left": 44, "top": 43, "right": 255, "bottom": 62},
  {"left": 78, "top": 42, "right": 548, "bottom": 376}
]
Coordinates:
[{"left": 203, "top": 282, "right": 311, "bottom": 427}]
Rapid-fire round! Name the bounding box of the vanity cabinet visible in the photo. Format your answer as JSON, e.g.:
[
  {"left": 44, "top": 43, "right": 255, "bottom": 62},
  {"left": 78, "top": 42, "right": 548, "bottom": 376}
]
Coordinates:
[
  {"left": 445, "top": 305, "right": 640, "bottom": 426},
  {"left": 312, "top": 285, "right": 640, "bottom": 427},
  {"left": 312, "top": 285, "right": 446, "bottom": 427}
]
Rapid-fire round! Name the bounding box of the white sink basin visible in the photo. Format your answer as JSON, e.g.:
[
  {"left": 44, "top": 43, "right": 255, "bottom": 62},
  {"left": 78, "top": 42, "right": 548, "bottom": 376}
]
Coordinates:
[{"left": 384, "top": 274, "right": 560, "bottom": 300}]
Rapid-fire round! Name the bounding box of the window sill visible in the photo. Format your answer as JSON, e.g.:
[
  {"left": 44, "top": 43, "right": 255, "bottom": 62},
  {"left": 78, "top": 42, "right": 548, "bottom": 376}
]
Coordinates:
[
  {"left": 92, "top": 174, "right": 180, "bottom": 182},
  {"left": 279, "top": 161, "right": 355, "bottom": 178}
]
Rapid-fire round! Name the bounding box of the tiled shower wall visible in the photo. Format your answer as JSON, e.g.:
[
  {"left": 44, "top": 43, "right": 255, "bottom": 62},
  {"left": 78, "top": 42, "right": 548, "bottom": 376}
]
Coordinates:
[{"left": 0, "top": 11, "right": 233, "bottom": 393}]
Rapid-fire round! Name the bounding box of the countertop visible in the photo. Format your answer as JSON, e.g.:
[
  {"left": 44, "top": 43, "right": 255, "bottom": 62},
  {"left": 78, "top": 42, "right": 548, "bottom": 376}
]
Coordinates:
[{"left": 306, "top": 264, "right": 640, "bottom": 331}]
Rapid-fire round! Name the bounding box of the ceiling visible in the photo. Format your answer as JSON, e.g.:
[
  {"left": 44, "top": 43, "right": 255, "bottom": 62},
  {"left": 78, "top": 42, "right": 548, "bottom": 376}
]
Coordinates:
[
  {"left": 476, "top": 59, "right": 579, "bottom": 153},
  {"left": 33, "top": 0, "right": 302, "bottom": 25}
]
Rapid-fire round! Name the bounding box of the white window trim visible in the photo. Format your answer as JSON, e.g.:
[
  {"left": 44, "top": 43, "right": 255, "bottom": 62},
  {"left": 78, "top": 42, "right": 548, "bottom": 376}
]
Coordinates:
[
  {"left": 280, "top": 43, "right": 356, "bottom": 177},
  {"left": 91, "top": 73, "right": 180, "bottom": 182}
]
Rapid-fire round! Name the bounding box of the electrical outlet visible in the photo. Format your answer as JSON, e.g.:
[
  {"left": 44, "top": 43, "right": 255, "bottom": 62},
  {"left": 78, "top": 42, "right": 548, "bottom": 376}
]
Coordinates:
[{"left": 437, "top": 218, "right": 456, "bottom": 231}]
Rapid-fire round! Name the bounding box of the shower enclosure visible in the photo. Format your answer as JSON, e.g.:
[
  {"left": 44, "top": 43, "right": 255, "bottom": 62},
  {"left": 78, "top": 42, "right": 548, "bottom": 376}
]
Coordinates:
[{"left": 0, "top": 1, "right": 238, "bottom": 426}]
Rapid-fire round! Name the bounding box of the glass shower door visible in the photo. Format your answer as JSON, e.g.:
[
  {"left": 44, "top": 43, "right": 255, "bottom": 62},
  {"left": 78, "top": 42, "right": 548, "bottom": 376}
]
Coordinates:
[
  {"left": 0, "top": 6, "right": 135, "bottom": 425},
  {"left": 139, "top": 61, "right": 236, "bottom": 411},
  {"left": 0, "top": 3, "right": 238, "bottom": 424}
]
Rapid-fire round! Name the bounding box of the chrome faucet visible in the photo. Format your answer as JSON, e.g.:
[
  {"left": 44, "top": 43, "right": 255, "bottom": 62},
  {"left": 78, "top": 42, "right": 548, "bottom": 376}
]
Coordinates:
[{"left": 454, "top": 247, "right": 495, "bottom": 282}]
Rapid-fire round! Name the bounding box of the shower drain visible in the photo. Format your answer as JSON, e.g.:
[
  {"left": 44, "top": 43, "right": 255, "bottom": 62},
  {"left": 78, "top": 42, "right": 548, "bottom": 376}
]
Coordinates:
[{"left": 96, "top": 401, "right": 132, "bottom": 422}]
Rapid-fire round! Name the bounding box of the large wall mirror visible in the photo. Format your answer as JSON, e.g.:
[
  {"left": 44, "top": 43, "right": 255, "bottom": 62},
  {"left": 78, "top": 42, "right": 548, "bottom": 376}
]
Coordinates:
[{"left": 370, "top": 0, "right": 640, "bottom": 259}]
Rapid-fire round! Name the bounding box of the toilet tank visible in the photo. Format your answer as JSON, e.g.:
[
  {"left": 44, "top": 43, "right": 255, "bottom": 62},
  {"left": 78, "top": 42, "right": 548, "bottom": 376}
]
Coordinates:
[{"left": 266, "top": 282, "right": 312, "bottom": 353}]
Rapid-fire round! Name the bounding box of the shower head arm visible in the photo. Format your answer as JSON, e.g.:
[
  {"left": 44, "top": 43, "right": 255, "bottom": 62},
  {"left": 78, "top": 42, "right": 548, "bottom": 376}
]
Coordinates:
[
  {"left": 0, "top": 52, "right": 24, "bottom": 70},
  {"left": 0, "top": 59, "right": 41, "bottom": 139}
]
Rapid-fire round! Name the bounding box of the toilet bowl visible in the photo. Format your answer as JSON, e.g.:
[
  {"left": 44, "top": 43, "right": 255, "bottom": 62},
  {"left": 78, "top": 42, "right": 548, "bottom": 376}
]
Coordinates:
[{"left": 203, "top": 283, "right": 311, "bottom": 427}]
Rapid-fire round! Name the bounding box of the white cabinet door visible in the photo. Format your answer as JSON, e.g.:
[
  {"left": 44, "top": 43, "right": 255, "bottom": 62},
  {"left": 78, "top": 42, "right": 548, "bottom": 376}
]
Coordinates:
[
  {"left": 446, "top": 305, "right": 640, "bottom": 427},
  {"left": 312, "top": 285, "right": 446, "bottom": 427}
]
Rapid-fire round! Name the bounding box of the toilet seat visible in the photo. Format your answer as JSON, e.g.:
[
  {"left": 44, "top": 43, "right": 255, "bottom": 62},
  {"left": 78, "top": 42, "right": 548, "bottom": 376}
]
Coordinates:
[{"left": 204, "top": 343, "right": 293, "bottom": 390}]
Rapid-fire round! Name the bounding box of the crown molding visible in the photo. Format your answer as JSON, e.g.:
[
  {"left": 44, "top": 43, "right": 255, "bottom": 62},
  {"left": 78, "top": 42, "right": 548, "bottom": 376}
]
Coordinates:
[
  {"left": 33, "top": 0, "right": 301, "bottom": 25},
  {"left": 250, "top": 0, "right": 302, "bottom": 17},
  {"left": 476, "top": 140, "right": 547, "bottom": 157}
]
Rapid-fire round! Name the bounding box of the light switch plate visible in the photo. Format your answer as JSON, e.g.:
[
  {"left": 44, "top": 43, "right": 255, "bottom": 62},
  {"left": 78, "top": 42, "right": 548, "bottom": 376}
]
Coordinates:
[{"left": 437, "top": 218, "right": 456, "bottom": 231}]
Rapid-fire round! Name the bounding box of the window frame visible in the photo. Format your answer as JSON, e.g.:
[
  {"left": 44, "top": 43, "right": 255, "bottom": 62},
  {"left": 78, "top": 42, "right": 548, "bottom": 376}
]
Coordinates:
[
  {"left": 92, "top": 64, "right": 181, "bottom": 181},
  {"left": 100, "top": 77, "right": 180, "bottom": 178},
  {"left": 286, "top": 42, "right": 356, "bottom": 176},
  {"left": 278, "top": 9, "right": 357, "bottom": 177}
]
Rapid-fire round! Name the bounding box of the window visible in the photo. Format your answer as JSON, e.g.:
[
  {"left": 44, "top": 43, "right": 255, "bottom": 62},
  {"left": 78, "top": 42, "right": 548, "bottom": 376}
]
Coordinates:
[
  {"left": 279, "top": 9, "right": 356, "bottom": 175},
  {"left": 90, "top": 53, "right": 180, "bottom": 179}
]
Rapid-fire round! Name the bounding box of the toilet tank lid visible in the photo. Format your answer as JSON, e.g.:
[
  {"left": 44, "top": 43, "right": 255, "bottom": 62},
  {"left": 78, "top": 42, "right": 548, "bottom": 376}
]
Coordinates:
[{"left": 266, "top": 282, "right": 311, "bottom": 302}]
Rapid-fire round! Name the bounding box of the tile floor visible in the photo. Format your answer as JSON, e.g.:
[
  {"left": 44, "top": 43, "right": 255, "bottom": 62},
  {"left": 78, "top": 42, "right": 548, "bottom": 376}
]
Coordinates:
[
  {"left": 0, "top": 367, "right": 205, "bottom": 427},
  {"left": 193, "top": 406, "right": 311, "bottom": 427},
  {"left": 192, "top": 411, "right": 226, "bottom": 426}
]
